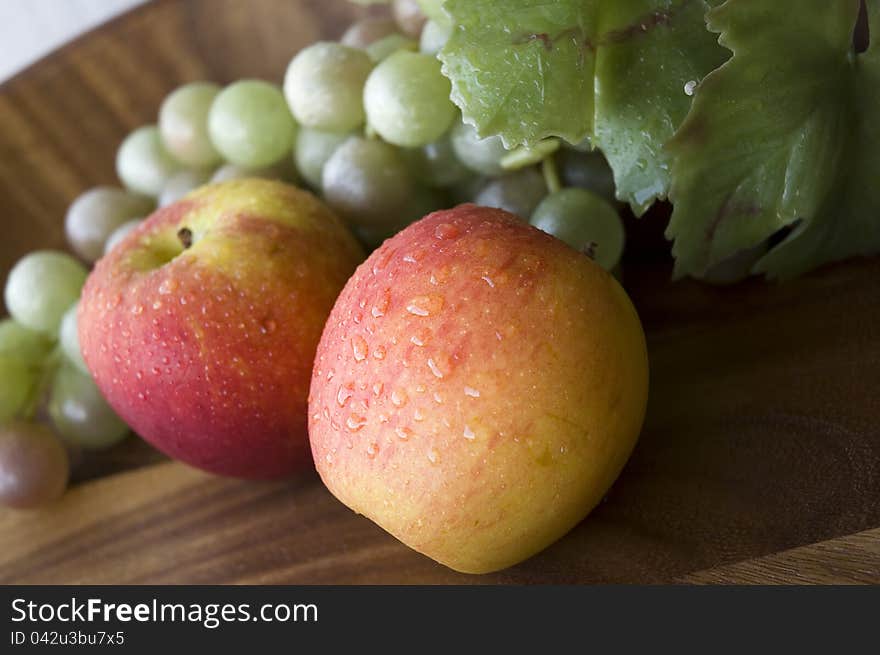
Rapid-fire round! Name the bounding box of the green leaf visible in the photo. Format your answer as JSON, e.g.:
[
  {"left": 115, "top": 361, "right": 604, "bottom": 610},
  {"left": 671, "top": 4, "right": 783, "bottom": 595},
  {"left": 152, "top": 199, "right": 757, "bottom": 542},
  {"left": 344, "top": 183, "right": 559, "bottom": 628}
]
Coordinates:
[
  {"left": 668, "top": 0, "right": 880, "bottom": 279},
  {"left": 438, "top": 0, "right": 727, "bottom": 214}
]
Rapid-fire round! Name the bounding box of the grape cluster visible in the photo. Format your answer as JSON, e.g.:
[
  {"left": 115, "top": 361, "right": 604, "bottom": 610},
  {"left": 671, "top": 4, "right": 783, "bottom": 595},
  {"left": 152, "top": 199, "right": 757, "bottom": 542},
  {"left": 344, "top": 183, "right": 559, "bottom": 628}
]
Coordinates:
[{"left": 0, "top": 0, "right": 628, "bottom": 510}]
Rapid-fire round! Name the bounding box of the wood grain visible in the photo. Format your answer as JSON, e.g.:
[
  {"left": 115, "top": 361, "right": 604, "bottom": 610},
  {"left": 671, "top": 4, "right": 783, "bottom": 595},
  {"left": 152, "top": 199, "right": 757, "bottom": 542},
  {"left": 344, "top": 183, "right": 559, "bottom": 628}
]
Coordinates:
[
  {"left": 683, "top": 528, "right": 880, "bottom": 585},
  {"left": 0, "top": 0, "right": 878, "bottom": 584}
]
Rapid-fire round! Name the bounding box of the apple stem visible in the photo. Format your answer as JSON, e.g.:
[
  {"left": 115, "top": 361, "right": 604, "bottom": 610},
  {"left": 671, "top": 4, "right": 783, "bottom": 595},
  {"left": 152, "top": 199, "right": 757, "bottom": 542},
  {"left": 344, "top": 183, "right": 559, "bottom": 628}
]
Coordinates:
[
  {"left": 542, "top": 155, "right": 562, "bottom": 194},
  {"left": 177, "top": 227, "right": 193, "bottom": 249}
]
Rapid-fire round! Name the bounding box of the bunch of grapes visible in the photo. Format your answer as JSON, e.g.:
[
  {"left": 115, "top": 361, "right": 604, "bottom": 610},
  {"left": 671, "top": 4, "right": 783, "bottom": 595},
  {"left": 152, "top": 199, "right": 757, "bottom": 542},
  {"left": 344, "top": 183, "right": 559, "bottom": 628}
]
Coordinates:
[{"left": 0, "top": 0, "right": 627, "bottom": 510}]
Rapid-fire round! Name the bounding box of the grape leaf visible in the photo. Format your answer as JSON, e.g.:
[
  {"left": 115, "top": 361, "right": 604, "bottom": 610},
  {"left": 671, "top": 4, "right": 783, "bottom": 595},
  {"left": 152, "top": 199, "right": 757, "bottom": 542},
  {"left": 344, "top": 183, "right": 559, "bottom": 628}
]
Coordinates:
[
  {"left": 438, "top": 0, "right": 728, "bottom": 214},
  {"left": 667, "top": 0, "right": 880, "bottom": 279}
]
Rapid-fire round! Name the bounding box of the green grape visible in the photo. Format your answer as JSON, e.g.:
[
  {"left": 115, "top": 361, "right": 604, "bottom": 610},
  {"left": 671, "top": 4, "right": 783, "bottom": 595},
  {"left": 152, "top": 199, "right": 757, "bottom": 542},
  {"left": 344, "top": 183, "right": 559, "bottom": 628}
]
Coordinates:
[
  {"left": 59, "top": 302, "right": 89, "bottom": 375},
  {"left": 209, "top": 160, "right": 296, "bottom": 184},
  {"left": 322, "top": 136, "right": 413, "bottom": 227},
  {"left": 364, "top": 51, "right": 456, "bottom": 147},
  {"left": 104, "top": 219, "right": 142, "bottom": 255},
  {"left": 448, "top": 174, "right": 487, "bottom": 205},
  {"left": 475, "top": 168, "right": 547, "bottom": 220},
  {"left": 416, "top": 0, "right": 451, "bottom": 27},
  {"left": 0, "top": 357, "right": 35, "bottom": 424},
  {"left": 208, "top": 80, "right": 297, "bottom": 168},
  {"left": 340, "top": 17, "right": 399, "bottom": 49},
  {"left": 405, "top": 131, "right": 469, "bottom": 188},
  {"left": 557, "top": 148, "right": 617, "bottom": 204},
  {"left": 159, "top": 82, "right": 223, "bottom": 168},
  {"left": 284, "top": 42, "right": 373, "bottom": 132},
  {"left": 392, "top": 0, "right": 427, "bottom": 37},
  {"left": 116, "top": 125, "right": 183, "bottom": 196},
  {"left": 0, "top": 319, "right": 54, "bottom": 363},
  {"left": 419, "top": 19, "right": 451, "bottom": 55},
  {"left": 4, "top": 251, "right": 88, "bottom": 335},
  {"left": 365, "top": 34, "right": 418, "bottom": 63},
  {"left": 530, "top": 189, "right": 625, "bottom": 271},
  {"left": 294, "top": 127, "right": 353, "bottom": 189},
  {"left": 0, "top": 421, "right": 69, "bottom": 509},
  {"left": 65, "top": 186, "right": 154, "bottom": 262},
  {"left": 355, "top": 186, "right": 447, "bottom": 250},
  {"left": 48, "top": 364, "right": 129, "bottom": 450},
  {"left": 450, "top": 121, "right": 508, "bottom": 176},
  {"left": 158, "top": 169, "right": 212, "bottom": 207}
]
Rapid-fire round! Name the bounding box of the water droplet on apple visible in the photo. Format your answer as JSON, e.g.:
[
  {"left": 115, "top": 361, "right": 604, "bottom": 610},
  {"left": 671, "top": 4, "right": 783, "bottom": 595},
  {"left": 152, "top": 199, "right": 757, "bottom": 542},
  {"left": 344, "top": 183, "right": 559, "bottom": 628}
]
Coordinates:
[
  {"left": 152, "top": 300, "right": 163, "bottom": 310},
  {"left": 131, "top": 304, "right": 144, "bottom": 316},
  {"left": 158, "top": 279, "right": 178, "bottom": 295},
  {"left": 427, "top": 448, "right": 438, "bottom": 464},
  {"left": 427, "top": 358, "right": 444, "bottom": 379},
  {"left": 413, "top": 409, "right": 424, "bottom": 422},
  {"left": 366, "top": 441, "right": 379, "bottom": 458},
  {"left": 433, "top": 392, "right": 443, "bottom": 404},
  {"left": 346, "top": 414, "right": 367, "bottom": 431},
  {"left": 351, "top": 335, "right": 369, "bottom": 362},
  {"left": 434, "top": 223, "right": 460, "bottom": 240},
  {"left": 325, "top": 453, "right": 334, "bottom": 464},
  {"left": 261, "top": 319, "right": 277, "bottom": 334},
  {"left": 336, "top": 383, "right": 354, "bottom": 407},
  {"left": 395, "top": 426, "right": 412, "bottom": 440},
  {"left": 391, "top": 389, "right": 408, "bottom": 407},
  {"left": 406, "top": 294, "right": 443, "bottom": 317},
  {"left": 464, "top": 386, "right": 481, "bottom": 398},
  {"left": 481, "top": 275, "right": 495, "bottom": 288},
  {"left": 373, "top": 345, "right": 386, "bottom": 360},
  {"left": 372, "top": 382, "right": 383, "bottom": 397},
  {"left": 463, "top": 425, "right": 476, "bottom": 440}
]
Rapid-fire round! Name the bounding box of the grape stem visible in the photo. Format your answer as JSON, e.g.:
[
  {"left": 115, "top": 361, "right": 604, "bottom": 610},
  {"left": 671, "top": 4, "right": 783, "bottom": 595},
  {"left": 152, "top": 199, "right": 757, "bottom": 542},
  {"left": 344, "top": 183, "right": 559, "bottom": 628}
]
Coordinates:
[{"left": 542, "top": 155, "right": 562, "bottom": 194}]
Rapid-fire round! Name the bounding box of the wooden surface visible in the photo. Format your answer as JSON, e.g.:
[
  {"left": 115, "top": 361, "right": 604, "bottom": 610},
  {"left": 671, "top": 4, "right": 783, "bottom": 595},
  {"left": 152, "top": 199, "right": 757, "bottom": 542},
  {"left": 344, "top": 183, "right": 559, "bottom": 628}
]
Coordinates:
[{"left": 0, "top": 0, "right": 878, "bottom": 584}]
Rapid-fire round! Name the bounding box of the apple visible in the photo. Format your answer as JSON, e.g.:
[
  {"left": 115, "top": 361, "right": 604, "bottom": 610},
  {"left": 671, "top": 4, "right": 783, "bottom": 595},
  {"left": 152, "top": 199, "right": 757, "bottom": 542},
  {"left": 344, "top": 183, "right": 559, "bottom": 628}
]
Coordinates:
[
  {"left": 308, "top": 204, "right": 649, "bottom": 573},
  {"left": 79, "top": 179, "right": 364, "bottom": 479}
]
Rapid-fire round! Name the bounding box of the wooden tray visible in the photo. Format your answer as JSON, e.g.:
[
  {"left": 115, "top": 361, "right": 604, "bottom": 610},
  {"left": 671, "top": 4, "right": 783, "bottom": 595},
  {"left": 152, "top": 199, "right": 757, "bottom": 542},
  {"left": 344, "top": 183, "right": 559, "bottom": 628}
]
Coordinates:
[{"left": 0, "top": 0, "right": 877, "bottom": 584}]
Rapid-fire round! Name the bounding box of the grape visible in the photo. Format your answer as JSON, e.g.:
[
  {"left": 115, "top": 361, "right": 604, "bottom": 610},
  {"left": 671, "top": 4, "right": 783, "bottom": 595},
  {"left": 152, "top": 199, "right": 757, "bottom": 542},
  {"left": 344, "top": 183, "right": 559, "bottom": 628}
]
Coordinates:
[
  {"left": 293, "top": 128, "right": 351, "bottom": 189},
  {"left": 366, "top": 34, "right": 418, "bottom": 63},
  {"left": 208, "top": 80, "right": 297, "bottom": 168},
  {"left": 0, "top": 357, "right": 34, "bottom": 424},
  {"left": 475, "top": 168, "right": 547, "bottom": 220},
  {"left": 0, "top": 421, "right": 69, "bottom": 509},
  {"left": 284, "top": 42, "right": 373, "bottom": 132},
  {"left": 0, "top": 319, "right": 54, "bottom": 363},
  {"left": 419, "top": 19, "right": 451, "bottom": 55},
  {"left": 531, "top": 189, "right": 625, "bottom": 271},
  {"left": 158, "top": 169, "right": 212, "bottom": 207},
  {"left": 392, "top": 0, "right": 427, "bottom": 37},
  {"left": 116, "top": 125, "right": 183, "bottom": 196},
  {"left": 322, "top": 136, "right": 413, "bottom": 227},
  {"left": 159, "top": 82, "right": 223, "bottom": 168},
  {"left": 104, "top": 219, "right": 142, "bottom": 255},
  {"left": 406, "top": 131, "right": 469, "bottom": 188},
  {"left": 65, "top": 187, "right": 154, "bottom": 262},
  {"left": 364, "top": 51, "right": 456, "bottom": 147},
  {"left": 59, "top": 302, "right": 89, "bottom": 375},
  {"left": 557, "top": 148, "right": 617, "bottom": 204},
  {"left": 340, "top": 17, "right": 399, "bottom": 49},
  {"left": 48, "top": 364, "right": 129, "bottom": 450},
  {"left": 0, "top": 320, "right": 52, "bottom": 423},
  {"left": 417, "top": 0, "right": 451, "bottom": 27},
  {"left": 4, "top": 251, "right": 88, "bottom": 335},
  {"left": 209, "top": 160, "right": 296, "bottom": 184},
  {"left": 450, "top": 121, "right": 508, "bottom": 176},
  {"left": 355, "top": 186, "right": 447, "bottom": 250},
  {"left": 448, "top": 174, "right": 488, "bottom": 205}
]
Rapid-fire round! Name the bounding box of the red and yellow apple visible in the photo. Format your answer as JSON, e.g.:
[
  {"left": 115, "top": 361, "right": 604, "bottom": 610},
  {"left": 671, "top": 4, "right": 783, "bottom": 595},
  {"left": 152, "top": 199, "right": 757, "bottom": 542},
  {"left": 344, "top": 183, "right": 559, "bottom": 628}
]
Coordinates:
[
  {"left": 79, "top": 179, "right": 363, "bottom": 478},
  {"left": 308, "top": 205, "right": 649, "bottom": 573}
]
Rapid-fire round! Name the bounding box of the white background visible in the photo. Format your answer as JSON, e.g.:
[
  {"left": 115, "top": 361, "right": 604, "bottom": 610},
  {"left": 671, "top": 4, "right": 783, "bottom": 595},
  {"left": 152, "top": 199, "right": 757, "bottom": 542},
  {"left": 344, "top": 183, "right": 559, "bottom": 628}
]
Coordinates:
[{"left": 0, "top": 0, "right": 147, "bottom": 83}]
